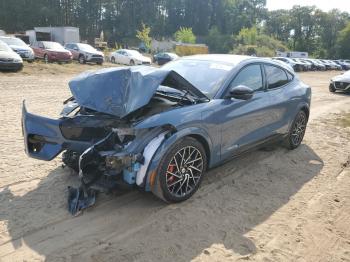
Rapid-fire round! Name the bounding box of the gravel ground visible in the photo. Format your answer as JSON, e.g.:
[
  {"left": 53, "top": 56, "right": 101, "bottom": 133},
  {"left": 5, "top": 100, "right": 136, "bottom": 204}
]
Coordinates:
[{"left": 0, "top": 67, "right": 349, "bottom": 262}]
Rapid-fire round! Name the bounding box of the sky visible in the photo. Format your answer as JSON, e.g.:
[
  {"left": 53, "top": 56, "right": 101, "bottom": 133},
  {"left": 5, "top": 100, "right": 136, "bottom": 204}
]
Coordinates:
[{"left": 266, "top": 0, "right": 350, "bottom": 13}]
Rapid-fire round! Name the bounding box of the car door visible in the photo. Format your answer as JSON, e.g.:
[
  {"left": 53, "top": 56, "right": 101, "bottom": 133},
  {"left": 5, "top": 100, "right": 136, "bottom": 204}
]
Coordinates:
[
  {"left": 31, "top": 42, "right": 42, "bottom": 58},
  {"left": 70, "top": 44, "right": 80, "bottom": 60},
  {"left": 217, "top": 64, "right": 276, "bottom": 160},
  {"left": 263, "top": 63, "right": 298, "bottom": 135},
  {"left": 36, "top": 42, "right": 45, "bottom": 58},
  {"left": 122, "top": 51, "right": 131, "bottom": 64}
]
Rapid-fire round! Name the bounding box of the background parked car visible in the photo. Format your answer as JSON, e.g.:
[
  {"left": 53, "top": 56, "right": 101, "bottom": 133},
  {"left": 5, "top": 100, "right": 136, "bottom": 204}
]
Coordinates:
[
  {"left": 329, "top": 70, "right": 350, "bottom": 93},
  {"left": 273, "top": 57, "right": 303, "bottom": 72},
  {"left": 31, "top": 41, "right": 72, "bottom": 63},
  {"left": 153, "top": 52, "right": 178, "bottom": 65},
  {"left": 0, "top": 40, "right": 23, "bottom": 71},
  {"left": 291, "top": 58, "right": 311, "bottom": 71},
  {"left": 64, "top": 43, "right": 104, "bottom": 65},
  {"left": 306, "top": 59, "right": 326, "bottom": 71},
  {"left": 333, "top": 60, "right": 350, "bottom": 70},
  {"left": 0, "top": 36, "right": 34, "bottom": 62},
  {"left": 109, "top": 49, "right": 151, "bottom": 65}
]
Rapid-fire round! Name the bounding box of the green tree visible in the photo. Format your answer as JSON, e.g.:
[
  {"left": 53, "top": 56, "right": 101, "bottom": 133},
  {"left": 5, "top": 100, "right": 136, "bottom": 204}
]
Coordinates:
[
  {"left": 136, "top": 23, "right": 152, "bottom": 50},
  {"left": 174, "top": 27, "right": 196, "bottom": 43},
  {"left": 336, "top": 22, "right": 350, "bottom": 58}
]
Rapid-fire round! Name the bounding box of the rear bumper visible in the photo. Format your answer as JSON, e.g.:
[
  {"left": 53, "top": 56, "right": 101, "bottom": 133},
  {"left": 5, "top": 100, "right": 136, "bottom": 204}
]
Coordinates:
[{"left": 22, "top": 101, "right": 90, "bottom": 160}]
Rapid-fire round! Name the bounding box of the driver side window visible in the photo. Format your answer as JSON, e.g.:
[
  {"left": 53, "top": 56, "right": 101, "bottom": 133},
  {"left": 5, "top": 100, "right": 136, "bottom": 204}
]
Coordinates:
[{"left": 229, "top": 64, "right": 263, "bottom": 92}]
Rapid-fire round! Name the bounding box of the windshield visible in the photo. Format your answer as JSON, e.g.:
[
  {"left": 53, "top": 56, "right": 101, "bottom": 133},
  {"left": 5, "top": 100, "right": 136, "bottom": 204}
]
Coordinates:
[
  {"left": 162, "top": 59, "right": 234, "bottom": 98},
  {"left": 43, "top": 41, "right": 65, "bottom": 50},
  {"left": 77, "top": 43, "right": 97, "bottom": 52},
  {"left": 0, "top": 40, "right": 12, "bottom": 52},
  {"left": 126, "top": 50, "right": 142, "bottom": 57},
  {"left": 0, "top": 37, "right": 27, "bottom": 47}
]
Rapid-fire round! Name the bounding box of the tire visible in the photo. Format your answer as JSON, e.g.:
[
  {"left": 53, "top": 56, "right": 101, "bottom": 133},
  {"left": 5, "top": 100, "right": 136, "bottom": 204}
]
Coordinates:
[
  {"left": 329, "top": 83, "right": 336, "bottom": 93},
  {"left": 153, "top": 137, "right": 207, "bottom": 203},
  {"left": 97, "top": 61, "right": 103, "bottom": 65},
  {"left": 79, "top": 55, "right": 86, "bottom": 64},
  {"left": 285, "top": 110, "right": 307, "bottom": 150},
  {"left": 44, "top": 54, "right": 49, "bottom": 63},
  {"left": 130, "top": 60, "right": 135, "bottom": 66},
  {"left": 111, "top": 57, "right": 115, "bottom": 63}
]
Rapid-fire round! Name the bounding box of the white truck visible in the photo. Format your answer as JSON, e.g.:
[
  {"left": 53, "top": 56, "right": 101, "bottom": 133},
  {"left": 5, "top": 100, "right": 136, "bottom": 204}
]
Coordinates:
[{"left": 26, "top": 27, "right": 80, "bottom": 45}]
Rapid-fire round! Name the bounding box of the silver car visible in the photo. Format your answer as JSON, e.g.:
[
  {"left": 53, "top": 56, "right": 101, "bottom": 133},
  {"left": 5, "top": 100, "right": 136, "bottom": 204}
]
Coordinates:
[
  {"left": 0, "top": 40, "right": 23, "bottom": 71},
  {"left": 0, "top": 36, "right": 34, "bottom": 62}
]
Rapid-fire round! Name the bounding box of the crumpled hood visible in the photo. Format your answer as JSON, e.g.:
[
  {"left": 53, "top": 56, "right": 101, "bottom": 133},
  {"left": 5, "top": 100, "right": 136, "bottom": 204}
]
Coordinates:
[
  {"left": 332, "top": 71, "right": 350, "bottom": 82},
  {"left": 69, "top": 66, "right": 207, "bottom": 118}
]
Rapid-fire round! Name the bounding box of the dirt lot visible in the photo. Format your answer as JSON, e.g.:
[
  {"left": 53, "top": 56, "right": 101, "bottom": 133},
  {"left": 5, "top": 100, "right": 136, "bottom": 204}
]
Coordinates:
[{"left": 0, "top": 65, "right": 349, "bottom": 262}]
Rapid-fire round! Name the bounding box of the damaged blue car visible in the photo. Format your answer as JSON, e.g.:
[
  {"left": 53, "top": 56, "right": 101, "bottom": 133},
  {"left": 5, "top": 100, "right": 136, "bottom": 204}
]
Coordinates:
[{"left": 22, "top": 55, "right": 311, "bottom": 214}]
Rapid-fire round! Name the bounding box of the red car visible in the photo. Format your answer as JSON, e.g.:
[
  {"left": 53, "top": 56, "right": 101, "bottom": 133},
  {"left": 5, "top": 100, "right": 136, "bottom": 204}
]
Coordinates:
[{"left": 31, "top": 41, "right": 72, "bottom": 63}]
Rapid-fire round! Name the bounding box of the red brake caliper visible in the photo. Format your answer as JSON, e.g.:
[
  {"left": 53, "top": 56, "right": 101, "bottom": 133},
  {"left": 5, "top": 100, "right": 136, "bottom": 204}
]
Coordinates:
[{"left": 167, "top": 164, "right": 175, "bottom": 184}]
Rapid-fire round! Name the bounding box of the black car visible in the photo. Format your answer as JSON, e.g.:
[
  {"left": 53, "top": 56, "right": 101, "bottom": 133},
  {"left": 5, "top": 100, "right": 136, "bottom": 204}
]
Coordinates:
[{"left": 153, "top": 52, "right": 178, "bottom": 65}]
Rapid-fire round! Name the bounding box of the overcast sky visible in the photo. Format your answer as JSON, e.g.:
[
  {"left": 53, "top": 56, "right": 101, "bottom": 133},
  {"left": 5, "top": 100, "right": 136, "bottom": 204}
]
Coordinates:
[{"left": 266, "top": 0, "right": 350, "bottom": 13}]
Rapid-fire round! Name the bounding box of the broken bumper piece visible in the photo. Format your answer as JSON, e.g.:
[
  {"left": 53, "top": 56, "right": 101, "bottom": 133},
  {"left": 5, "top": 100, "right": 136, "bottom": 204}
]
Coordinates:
[{"left": 68, "top": 186, "right": 96, "bottom": 216}]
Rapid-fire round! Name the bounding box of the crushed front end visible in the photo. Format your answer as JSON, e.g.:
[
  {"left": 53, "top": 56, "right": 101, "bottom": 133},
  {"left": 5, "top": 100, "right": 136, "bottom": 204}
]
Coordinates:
[
  {"left": 22, "top": 101, "right": 173, "bottom": 215},
  {"left": 21, "top": 66, "right": 206, "bottom": 215}
]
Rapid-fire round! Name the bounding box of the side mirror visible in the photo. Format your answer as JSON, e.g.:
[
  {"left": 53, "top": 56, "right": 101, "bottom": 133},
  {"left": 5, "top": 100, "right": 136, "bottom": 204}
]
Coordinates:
[{"left": 228, "top": 85, "right": 254, "bottom": 100}]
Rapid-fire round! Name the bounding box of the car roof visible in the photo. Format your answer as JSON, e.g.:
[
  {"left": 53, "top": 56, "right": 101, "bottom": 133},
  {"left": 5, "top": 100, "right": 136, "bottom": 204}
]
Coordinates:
[{"left": 181, "top": 54, "right": 253, "bottom": 65}]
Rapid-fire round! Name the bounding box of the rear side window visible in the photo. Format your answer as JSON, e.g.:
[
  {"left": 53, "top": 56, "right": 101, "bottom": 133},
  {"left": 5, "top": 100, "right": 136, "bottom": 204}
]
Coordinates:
[
  {"left": 230, "top": 64, "right": 263, "bottom": 91},
  {"left": 265, "top": 65, "right": 289, "bottom": 89}
]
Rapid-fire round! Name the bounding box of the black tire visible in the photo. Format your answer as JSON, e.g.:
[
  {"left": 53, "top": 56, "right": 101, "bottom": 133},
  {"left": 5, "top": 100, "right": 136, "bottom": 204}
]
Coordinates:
[
  {"left": 329, "top": 83, "right": 336, "bottom": 93},
  {"left": 154, "top": 137, "right": 207, "bottom": 203},
  {"left": 111, "top": 56, "right": 115, "bottom": 63},
  {"left": 79, "top": 55, "right": 86, "bottom": 64},
  {"left": 97, "top": 61, "right": 103, "bottom": 65},
  {"left": 44, "top": 54, "right": 49, "bottom": 63},
  {"left": 285, "top": 110, "right": 307, "bottom": 150},
  {"left": 130, "top": 60, "right": 135, "bottom": 66}
]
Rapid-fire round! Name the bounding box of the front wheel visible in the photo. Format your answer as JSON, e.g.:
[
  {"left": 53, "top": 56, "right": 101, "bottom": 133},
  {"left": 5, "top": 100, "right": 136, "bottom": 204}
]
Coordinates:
[
  {"left": 111, "top": 57, "right": 115, "bottom": 63},
  {"left": 329, "top": 83, "right": 336, "bottom": 93},
  {"left": 153, "top": 137, "right": 207, "bottom": 203},
  {"left": 129, "top": 60, "right": 135, "bottom": 66},
  {"left": 44, "top": 54, "right": 49, "bottom": 63},
  {"left": 285, "top": 110, "right": 307, "bottom": 150},
  {"left": 79, "top": 55, "right": 86, "bottom": 64}
]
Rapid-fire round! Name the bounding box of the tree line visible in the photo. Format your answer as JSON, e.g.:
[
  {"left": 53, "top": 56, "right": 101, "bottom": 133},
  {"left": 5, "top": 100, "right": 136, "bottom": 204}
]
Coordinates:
[{"left": 0, "top": 0, "right": 349, "bottom": 58}]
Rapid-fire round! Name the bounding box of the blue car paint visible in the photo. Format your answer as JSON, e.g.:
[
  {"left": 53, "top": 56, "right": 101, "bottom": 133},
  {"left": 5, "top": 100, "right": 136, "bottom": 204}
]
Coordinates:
[
  {"left": 69, "top": 66, "right": 208, "bottom": 118},
  {"left": 140, "top": 59, "right": 311, "bottom": 192},
  {"left": 21, "top": 55, "right": 311, "bottom": 195}
]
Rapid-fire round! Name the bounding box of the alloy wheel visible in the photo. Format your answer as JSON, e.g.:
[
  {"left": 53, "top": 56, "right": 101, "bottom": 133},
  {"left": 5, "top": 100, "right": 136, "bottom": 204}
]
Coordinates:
[
  {"left": 291, "top": 112, "right": 306, "bottom": 146},
  {"left": 165, "top": 146, "right": 204, "bottom": 198}
]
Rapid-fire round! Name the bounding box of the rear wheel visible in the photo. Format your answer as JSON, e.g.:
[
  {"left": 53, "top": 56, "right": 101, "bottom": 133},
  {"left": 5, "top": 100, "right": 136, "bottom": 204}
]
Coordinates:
[
  {"left": 153, "top": 137, "right": 207, "bottom": 203},
  {"left": 285, "top": 111, "right": 307, "bottom": 150},
  {"left": 130, "top": 60, "right": 135, "bottom": 66}
]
